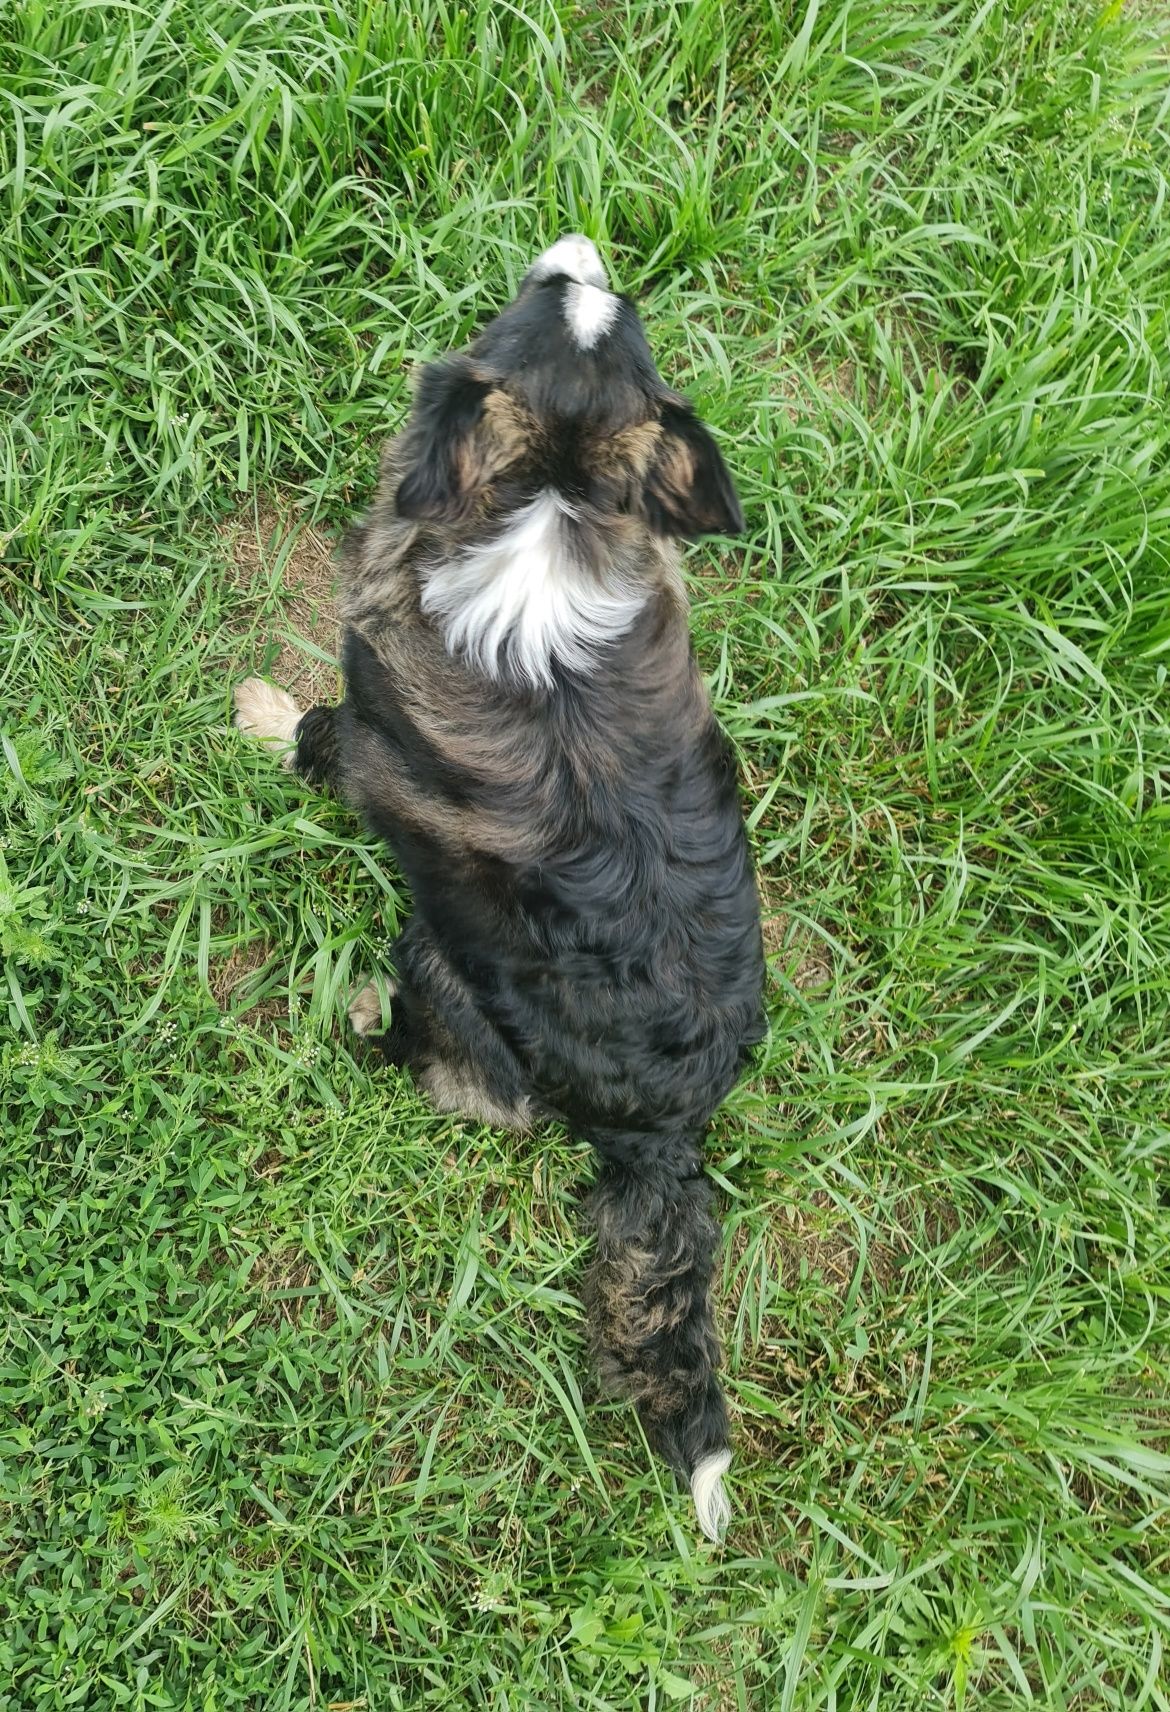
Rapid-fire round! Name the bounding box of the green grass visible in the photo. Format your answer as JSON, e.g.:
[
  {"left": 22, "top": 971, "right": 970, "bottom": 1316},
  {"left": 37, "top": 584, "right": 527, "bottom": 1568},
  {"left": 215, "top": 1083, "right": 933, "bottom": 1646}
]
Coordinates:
[{"left": 3, "top": 0, "right": 1170, "bottom": 1705}]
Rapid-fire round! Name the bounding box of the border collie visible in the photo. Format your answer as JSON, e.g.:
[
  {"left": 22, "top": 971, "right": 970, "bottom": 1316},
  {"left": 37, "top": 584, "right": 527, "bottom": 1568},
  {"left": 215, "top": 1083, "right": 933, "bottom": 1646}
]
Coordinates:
[{"left": 235, "top": 236, "right": 765, "bottom": 1541}]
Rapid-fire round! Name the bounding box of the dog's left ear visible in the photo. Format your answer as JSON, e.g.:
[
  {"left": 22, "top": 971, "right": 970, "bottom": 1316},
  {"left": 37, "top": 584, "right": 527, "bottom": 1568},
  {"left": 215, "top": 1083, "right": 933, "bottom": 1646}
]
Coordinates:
[
  {"left": 396, "top": 357, "right": 494, "bottom": 522},
  {"left": 643, "top": 398, "right": 744, "bottom": 539}
]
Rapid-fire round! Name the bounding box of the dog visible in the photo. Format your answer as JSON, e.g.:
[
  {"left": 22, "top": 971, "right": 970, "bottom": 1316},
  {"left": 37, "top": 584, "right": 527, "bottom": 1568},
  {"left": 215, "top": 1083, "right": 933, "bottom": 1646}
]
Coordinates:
[{"left": 235, "top": 235, "right": 765, "bottom": 1540}]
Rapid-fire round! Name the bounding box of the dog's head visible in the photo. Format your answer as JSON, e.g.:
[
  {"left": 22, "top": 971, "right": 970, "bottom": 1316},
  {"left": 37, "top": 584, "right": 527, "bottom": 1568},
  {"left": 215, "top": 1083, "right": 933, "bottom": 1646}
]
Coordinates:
[{"left": 395, "top": 236, "right": 743, "bottom": 542}]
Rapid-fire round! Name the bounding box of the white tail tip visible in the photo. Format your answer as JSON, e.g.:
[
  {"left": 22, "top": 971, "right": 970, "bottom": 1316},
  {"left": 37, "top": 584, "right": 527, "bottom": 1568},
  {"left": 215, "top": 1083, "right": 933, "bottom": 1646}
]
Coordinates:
[
  {"left": 234, "top": 678, "right": 303, "bottom": 768},
  {"left": 691, "top": 1449, "right": 732, "bottom": 1543}
]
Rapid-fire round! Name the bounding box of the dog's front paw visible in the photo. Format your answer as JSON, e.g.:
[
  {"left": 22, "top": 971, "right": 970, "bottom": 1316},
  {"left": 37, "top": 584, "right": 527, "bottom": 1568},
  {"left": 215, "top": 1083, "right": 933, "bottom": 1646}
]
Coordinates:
[{"left": 233, "top": 678, "right": 303, "bottom": 768}]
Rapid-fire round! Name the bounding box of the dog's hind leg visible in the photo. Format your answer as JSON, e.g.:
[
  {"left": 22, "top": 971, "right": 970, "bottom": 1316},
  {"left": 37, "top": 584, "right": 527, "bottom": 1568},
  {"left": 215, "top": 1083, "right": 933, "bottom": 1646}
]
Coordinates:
[
  {"left": 348, "top": 976, "right": 399, "bottom": 1039},
  {"left": 417, "top": 1057, "right": 533, "bottom": 1132},
  {"left": 350, "top": 927, "right": 534, "bottom": 1131},
  {"left": 233, "top": 679, "right": 340, "bottom": 789},
  {"left": 349, "top": 969, "right": 531, "bottom": 1128}
]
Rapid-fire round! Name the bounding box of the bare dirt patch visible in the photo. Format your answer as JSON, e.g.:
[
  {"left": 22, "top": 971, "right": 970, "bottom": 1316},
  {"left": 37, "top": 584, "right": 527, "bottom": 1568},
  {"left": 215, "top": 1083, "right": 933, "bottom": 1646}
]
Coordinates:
[
  {"left": 209, "top": 936, "right": 284, "bottom": 1022},
  {"left": 222, "top": 496, "right": 340, "bottom": 708},
  {"left": 1127, "top": 0, "right": 1170, "bottom": 32},
  {"left": 761, "top": 318, "right": 971, "bottom": 432},
  {"left": 726, "top": 1189, "right": 905, "bottom": 1319},
  {"left": 758, "top": 867, "right": 834, "bottom": 993},
  {"left": 772, "top": 1187, "right": 905, "bottom": 1295}
]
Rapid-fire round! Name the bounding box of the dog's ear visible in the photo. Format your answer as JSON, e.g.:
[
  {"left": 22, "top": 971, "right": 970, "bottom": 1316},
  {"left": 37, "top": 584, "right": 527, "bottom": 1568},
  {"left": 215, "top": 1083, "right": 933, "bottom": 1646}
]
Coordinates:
[
  {"left": 643, "top": 398, "right": 744, "bottom": 539},
  {"left": 396, "top": 358, "right": 494, "bottom": 522}
]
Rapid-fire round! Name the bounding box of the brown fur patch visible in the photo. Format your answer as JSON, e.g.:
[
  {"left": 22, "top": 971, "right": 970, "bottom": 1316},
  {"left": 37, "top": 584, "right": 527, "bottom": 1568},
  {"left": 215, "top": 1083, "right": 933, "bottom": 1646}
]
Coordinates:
[
  {"left": 479, "top": 389, "right": 532, "bottom": 467},
  {"left": 594, "top": 1244, "right": 695, "bottom": 1346},
  {"left": 600, "top": 421, "right": 662, "bottom": 478},
  {"left": 652, "top": 436, "right": 696, "bottom": 504},
  {"left": 436, "top": 388, "right": 535, "bottom": 517}
]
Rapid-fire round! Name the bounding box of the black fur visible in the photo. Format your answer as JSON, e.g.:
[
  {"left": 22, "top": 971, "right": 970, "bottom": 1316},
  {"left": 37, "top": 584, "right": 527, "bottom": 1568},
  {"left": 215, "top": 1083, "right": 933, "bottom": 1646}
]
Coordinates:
[
  {"left": 394, "top": 358, "right": 494, "bottom": 523},
  {"left": 291, "top": 703, "right": 340, "bottom": 789},
  {"left": 264, "top": 242, "right": 765, "bottom": 1523},
  {"left": 586, "top": 1165, "right": 730, "bottom": 1476}
]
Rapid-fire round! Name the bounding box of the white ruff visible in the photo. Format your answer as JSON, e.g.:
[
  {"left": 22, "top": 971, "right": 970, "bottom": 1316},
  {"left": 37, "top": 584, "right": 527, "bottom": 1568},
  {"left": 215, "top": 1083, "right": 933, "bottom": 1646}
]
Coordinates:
[
  {"left": 565, "top": 281, "right": 619, "bottom": 349},
  {"left": 420, "top": 492, "right": 644, "bottom": 688},
  {"left": 691, "top": 1450, "right": 732, "bottom": 1543}
]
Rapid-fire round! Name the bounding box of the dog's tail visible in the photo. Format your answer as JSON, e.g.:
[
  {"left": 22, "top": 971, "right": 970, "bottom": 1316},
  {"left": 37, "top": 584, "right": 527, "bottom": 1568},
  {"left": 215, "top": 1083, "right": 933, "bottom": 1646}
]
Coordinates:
[{"left": 585, "top": 1157, "right": 732, "bottom": 1541}]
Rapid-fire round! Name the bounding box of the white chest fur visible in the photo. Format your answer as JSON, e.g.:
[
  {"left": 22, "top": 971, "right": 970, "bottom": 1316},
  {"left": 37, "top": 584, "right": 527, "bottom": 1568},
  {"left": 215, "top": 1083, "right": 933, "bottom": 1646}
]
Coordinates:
[{"left": 420, "top": 492, "right": 644, "bottom": 689}]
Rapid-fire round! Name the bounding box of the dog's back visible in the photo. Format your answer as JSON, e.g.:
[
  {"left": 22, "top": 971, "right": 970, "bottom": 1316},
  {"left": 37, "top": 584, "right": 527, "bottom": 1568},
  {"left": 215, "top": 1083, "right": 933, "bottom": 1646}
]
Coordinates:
[{"left": 337, "top": 509, "right": 762, "bottom": 1130}]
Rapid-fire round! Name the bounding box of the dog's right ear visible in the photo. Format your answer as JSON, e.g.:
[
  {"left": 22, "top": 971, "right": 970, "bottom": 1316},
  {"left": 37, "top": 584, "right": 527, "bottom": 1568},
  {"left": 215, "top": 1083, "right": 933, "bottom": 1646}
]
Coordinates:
[
  {"left": 396, "top": 358, "right": 494, "bottom": 522},
  {"left": 643, "top": 397, "right": 744, "bottom": 540}
]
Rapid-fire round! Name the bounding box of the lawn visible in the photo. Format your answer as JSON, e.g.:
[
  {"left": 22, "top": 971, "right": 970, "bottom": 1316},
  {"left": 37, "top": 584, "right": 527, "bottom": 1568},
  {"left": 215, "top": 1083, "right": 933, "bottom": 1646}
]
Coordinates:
[{"left": 3, "top": 1, "right": 1170, "bottom": 1706}]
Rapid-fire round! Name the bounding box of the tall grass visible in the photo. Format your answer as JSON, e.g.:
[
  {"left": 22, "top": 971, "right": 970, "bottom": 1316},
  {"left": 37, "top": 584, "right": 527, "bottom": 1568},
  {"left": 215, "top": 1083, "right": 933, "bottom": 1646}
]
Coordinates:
[{"left": 2, "top": 1, "right": 1169, "bottom": 1706}]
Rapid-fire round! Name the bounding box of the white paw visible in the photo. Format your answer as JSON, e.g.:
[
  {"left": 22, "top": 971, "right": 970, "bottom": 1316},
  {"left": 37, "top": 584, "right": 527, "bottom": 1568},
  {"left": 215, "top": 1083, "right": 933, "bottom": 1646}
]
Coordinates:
[
  {"left": 348, "top": 978, "right": 397, "bottom": 1037},
  {"left": 233, "top": 678, "right": 303, "bottom": 768}
]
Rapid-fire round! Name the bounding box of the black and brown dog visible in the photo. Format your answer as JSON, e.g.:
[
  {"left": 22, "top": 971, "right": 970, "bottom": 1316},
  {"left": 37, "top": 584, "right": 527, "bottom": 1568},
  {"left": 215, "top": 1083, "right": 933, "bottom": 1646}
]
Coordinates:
[{"left": 235, "top": 236, "right": 764, "bottom": 1540}]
